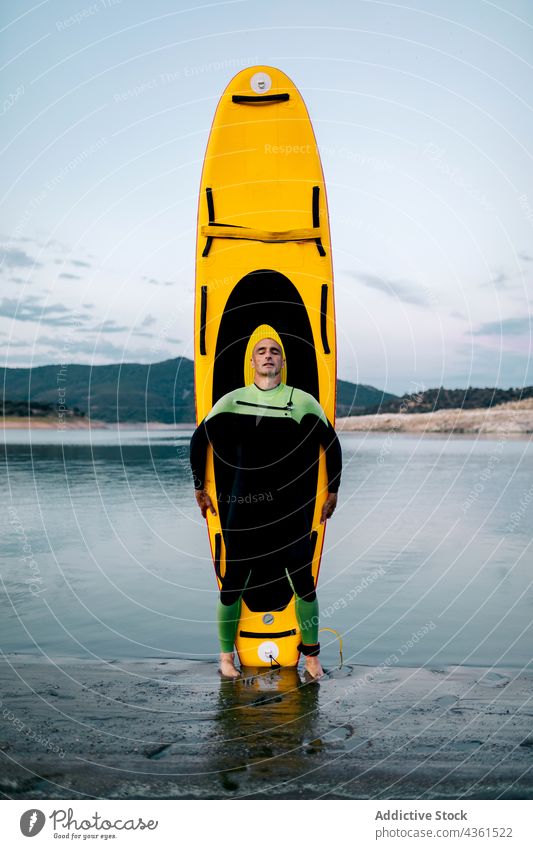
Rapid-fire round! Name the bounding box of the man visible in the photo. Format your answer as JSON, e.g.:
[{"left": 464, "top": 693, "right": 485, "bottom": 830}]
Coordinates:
[{"left": 190, "top": 337, "right": 342, "bottom": 679}]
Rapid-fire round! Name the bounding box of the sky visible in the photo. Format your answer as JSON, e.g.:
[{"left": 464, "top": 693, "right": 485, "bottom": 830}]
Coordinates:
[{"left": 1, "top": 0, "right": 532, "bottom": 395}]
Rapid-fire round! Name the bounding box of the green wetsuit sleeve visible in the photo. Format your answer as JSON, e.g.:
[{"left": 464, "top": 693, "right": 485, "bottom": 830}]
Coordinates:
[{"left": 204, "top": 389, "right": 239, "bottom": 421}]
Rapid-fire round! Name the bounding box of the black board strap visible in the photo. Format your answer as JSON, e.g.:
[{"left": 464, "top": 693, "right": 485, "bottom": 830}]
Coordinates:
[
  {"left": 312, "top": 186, "right": 326, "bottom": 256},
  {"left": 206, "top": 186, "right": 215, "bottom": 223},
  {"left": 214, "top": 533, "right": 222, "bottom": 581},
  {"left": 202, "top": 187, "right": 215, "bottom": 257},
  {"left": 309, "top": 529, "right": 318, "bottom": 558},
  {"left": 199, "top": 285, "right": 208, "bottom": 355},
  {"left": 232, "top": 93, "right": 290, "bottom": 104},
  {"left": 320, "top": 283, "right": 330, "bottom": 355}
]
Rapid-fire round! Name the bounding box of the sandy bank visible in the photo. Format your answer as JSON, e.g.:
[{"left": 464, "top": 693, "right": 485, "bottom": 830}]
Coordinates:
[
  {"left": 1, "top": 417, "right": 107, "bottom": 430},
  {"left": 338, "top": 399, "right": 533, "bottom": 435},
  {"left": 1, "top": 655, "right": 531, "bottom": 800},
  {"left": 1, "top": 418, "right": 194, "bottom": 431}
]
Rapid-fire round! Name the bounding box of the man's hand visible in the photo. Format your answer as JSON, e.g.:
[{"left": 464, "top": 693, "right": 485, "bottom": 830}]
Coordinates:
[
  {"left": 195, "top": 489, "right": 217, "bottom": 518},
  {"left": 320, "top": 492, "right": 338, "bottom": 524}
]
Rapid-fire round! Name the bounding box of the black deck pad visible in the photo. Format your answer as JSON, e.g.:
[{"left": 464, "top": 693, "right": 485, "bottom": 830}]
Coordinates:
[
  {"left": 213, "top": 268, "right": 320, "bottom": 614},
  {"left": 213, "top": 269, "right": 319, "bottom": 402},
  {"left": 242, "top": 565, "right": 294, "bottom": 612}
]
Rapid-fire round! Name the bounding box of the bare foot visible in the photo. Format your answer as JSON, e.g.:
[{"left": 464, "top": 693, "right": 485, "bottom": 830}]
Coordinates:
[
  {"left": 305, "top": 656, "right": 324, "bottom": 679},
  {"left": 219, "top": 652, "right": 240, "bottom": 678}
]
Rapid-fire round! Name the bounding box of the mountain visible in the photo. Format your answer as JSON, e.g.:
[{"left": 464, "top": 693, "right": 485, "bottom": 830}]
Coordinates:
[
  {"left": 1, "top": 358, "right": 394, "bottom": 423},
  {"left": 362, "top": 385, "right": 533, "bottom": 416},
  {"left": 336, "top": 379, "right": 396, "bottom": 416}
]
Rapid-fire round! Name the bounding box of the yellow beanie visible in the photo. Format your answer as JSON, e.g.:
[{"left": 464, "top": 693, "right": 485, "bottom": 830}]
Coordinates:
[{"left": 243, "top": 324, "right": 287, "bottom": 385}]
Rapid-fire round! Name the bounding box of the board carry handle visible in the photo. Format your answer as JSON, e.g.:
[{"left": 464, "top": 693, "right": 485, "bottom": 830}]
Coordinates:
[
  {"left": 231, "top": 93, "right": 290, "bottom": 104},
  {"left": 239, "top": 629, "right": 297, "bottom": 638},
  {"left": 200, "top": 224, "right": 322, "bottom": 243},
  {"left": 201, "top": 185, "right": 327, "bottom": 253},
  {"left": 199, "top": 285, "right": 208, "bottom": 355},
  {"left": 320, "top": 283, "right": 331, "bottom": 355}
]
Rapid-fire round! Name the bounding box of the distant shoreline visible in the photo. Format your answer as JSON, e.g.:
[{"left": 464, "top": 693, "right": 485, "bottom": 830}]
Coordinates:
[
  {"left": 2, "top": 399, "right": 533, "bottom": 436},
  {"left": 1, "top": 417, "right": 194, "bottom": 430}
]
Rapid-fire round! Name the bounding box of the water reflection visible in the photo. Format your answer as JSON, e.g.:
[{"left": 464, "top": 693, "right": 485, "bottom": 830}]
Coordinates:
[{"left": 211, "top": 668, "right": 320, "bottom": 793}]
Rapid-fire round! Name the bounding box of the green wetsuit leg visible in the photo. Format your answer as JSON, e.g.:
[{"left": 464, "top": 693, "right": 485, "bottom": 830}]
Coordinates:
[
  {"left": 285, "top": 569, "right": 319, "bottom": 646},
  {"left": 217, "top": 597, "right": 242, "bottom": 653},
  {"left": 217, "top": 566, "right": 252, "bottom": 652},
  {"left": 295, "top": 595, "right": 319, "bottom": 645}
]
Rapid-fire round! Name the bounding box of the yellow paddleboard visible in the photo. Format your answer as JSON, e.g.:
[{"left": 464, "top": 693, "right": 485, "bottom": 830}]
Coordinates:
[{"left": 194, "top": 66, "right": 336, "bottom": 668}]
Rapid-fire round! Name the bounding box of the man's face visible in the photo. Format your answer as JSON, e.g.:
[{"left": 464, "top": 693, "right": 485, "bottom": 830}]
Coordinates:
[{"left": 251, "top": 338, "right": 285, "bottom": 377}]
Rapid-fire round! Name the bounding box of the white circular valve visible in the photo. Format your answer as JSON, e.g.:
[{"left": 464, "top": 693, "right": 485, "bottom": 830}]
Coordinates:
[
  {"left": 250, "top": 72, "right": 272, "bottom": 94},
  {"left": 258, "top": 640, "right": 279, "bottom": 663}
]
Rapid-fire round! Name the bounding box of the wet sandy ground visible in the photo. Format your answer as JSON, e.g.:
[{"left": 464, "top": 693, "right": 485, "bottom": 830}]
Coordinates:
[{"left": 0, "top": 655, "right": 532, "bottom": 800}]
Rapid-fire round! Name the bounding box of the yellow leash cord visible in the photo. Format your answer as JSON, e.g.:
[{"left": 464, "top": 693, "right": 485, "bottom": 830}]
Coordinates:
[{"left": 319, "top": 627, "right": 343, "bottom": 669}]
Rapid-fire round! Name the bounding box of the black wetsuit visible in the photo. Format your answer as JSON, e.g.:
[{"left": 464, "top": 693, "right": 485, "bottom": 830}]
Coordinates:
[{"left": 190, "top": 382, "right": 342, "bottom": 612}]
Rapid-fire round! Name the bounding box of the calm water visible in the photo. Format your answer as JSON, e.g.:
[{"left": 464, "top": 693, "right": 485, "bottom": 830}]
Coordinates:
[{"left": 1, "top": 428, "right": 532, "bottom": 669}]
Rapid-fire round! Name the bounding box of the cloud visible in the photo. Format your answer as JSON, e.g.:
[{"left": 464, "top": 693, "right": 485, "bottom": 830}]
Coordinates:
[
  {"left": 26, "top": 336, "right": 168, "bottom": 363},
  {"left": 34, "top": 336, "right": 131, "bottom": 360},
  {"left": 2, "top": 337, "right": 35, "bottom": 348},
  {"left": 472, "top": 316, "right": 533, "bottom": 336},
  {"left": 487, "top": 270, "right": 509, "bottom": 289},
  {"left": 132, "top": 315, "right": 157, "bottom": 337},
  {"left": 93, "top": 319, "right": 130, "bottom": 333},
  {"left": 483, "top": 269, "right": 527, "bottom": 291},
  {"left": 352, "top": 272, "right": 430, "bottom": 306},
  {"left": 0, "top": 247, "right": 42, "bottom": 270},
  {"left": 0, "top": 233, "right": 32, "bottom": 244},
  {"left": 142, "top": 275, "right": 175, "bottom": 287},
  {"left": 449, "top": 344, "right": 532, "bottom": 387},
  {"left": 0, "top": 296, "right": 88, "bottom": 326},
  {"left": 58, "top": 272, "right": 81, "bottom": 280}
]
